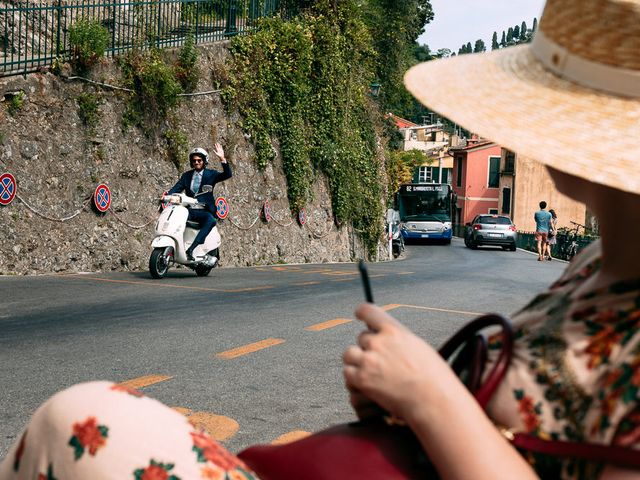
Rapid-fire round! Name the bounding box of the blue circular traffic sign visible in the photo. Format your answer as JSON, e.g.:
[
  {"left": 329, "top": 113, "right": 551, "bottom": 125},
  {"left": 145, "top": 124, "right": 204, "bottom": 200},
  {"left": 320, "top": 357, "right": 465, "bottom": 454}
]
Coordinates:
[
  {"left": 263, "top": 200, "right": 272, "bottom": 222},
  {"left": 0, "top": 173, "right": 17, "bottom": 206},
  {"left": 298, "top": 208, "right": 307, "bottom": 226},
  {"left": 93, "top": 183, "right": 111, "bottom": 213},
  {"left": 216, "top": 196, "right": 229, "bottom": 219}
]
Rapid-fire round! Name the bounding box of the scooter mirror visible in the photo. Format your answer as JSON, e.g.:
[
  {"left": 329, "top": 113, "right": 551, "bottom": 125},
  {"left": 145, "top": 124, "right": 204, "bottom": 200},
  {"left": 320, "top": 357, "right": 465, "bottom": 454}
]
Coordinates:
[{"left": 197, "top": 185, "right": 213, "bottom": 195}]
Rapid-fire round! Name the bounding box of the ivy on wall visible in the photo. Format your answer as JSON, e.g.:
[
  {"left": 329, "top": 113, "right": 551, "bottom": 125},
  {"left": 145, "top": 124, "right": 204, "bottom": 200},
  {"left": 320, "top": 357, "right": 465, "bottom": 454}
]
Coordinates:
[{"left": 224, "top": 4, "right": 384, "bottom": 255}]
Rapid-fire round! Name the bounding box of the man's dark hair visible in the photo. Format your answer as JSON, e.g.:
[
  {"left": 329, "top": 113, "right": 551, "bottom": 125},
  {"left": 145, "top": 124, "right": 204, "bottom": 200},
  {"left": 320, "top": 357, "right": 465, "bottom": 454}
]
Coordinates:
[{"left": 539, "top": 201, "right": 547, "bottom": 209}]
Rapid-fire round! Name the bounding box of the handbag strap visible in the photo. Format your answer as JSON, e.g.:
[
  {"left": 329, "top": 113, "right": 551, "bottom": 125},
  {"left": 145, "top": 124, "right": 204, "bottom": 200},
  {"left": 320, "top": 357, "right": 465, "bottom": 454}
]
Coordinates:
[
  {"left": 511, "top": 432, "right": 640, "bottom": 469},
  {"left": 440, "top": 315, "right": 640, "bottom": 468},
  {"left": 438, "top": 313, "right": 514, "bottom": 409}
]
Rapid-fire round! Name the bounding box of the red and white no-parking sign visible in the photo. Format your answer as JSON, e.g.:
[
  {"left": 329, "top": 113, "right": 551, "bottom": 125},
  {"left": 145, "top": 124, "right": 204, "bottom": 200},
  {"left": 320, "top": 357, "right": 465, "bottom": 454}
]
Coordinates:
[
  {"left": 93, "top": 183, "right": 111, "bottom": 213},
  {"left": 263, "top": 200, "right": 272, "bottom": 222},
  {"left": 0, "top": 173, "right": 17, "bottom": 206},
  {"left": 216, "top": 196, "right": 229, "bottom": 219},
  {"left": 298, "top": 208, "right": 307, "bottom": 226}
]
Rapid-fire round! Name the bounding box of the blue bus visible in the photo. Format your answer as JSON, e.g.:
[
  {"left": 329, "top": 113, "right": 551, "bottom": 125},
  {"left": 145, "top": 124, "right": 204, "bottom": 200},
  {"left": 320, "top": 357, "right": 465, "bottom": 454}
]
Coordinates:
[{"left": 396, "top": 183, "right": 454, "bottom": 244}]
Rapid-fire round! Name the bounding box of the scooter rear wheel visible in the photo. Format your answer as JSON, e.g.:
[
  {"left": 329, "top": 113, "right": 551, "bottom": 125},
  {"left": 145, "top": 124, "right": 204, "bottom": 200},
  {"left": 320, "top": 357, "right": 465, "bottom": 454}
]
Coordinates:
[{"left": 149, "top": 246, "right": 173, "bottom": 279}]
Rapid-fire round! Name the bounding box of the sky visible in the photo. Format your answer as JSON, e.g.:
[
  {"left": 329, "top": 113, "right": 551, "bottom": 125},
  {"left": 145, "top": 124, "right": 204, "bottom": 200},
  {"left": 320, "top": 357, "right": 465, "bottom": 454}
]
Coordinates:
[{"left": 417, "top": 0, "right": 547, "bottom": 53}]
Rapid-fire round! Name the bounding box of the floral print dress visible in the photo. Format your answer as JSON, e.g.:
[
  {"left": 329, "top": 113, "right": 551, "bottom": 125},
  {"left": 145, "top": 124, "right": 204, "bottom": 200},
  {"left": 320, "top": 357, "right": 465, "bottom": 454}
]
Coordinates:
[
  {"left": 0, "top": 381, "right": 258, "bottom": 480},
  {"left": 486, "top": 240, "right": 640, "bottom": 479}
]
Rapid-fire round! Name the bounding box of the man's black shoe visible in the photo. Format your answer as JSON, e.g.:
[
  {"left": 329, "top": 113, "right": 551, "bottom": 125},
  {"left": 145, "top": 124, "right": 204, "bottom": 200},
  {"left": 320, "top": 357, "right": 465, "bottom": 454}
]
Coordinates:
[{"left": 186, "top": 250, "right": 195, "bottom": 262}]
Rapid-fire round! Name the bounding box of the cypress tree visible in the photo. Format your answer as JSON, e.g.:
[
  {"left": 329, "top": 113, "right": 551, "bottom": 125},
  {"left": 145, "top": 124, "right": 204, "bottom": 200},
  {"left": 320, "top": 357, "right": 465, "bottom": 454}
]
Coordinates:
[
  {"left": 507, "top": 27, "right": 513, "bottom": 43},
  {"left": 466, "top": 41, "right": 472, "bottom": 53},
  {"left": 520, "top": 21, "right": 527, "bottom": 40},
  {"left": 500, "top": 31, "right": 506, "bottom": 46},
  {"left": 491, "top": 31, "right": 499, "bottom": 50},
  {"left": 473, "top": 39, "right": 486, "bottom": 53},
  {"left": 513, "top": 25, "right": 520, "bottom": 39},
  {"left": 532, "top": 17, "right": 538, "bottom": 32}
]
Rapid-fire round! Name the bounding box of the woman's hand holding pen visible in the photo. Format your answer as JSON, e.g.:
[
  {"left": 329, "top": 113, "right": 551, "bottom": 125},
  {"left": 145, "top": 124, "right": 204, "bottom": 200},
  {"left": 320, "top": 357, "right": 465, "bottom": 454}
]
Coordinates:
[{"left": 343, "top": 303, "right": 456, "bottom": 426}]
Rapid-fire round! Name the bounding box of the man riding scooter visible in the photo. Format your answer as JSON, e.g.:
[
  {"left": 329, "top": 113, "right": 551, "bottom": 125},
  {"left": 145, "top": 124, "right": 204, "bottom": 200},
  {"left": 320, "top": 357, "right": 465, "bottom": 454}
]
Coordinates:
[{"left": 166, "top": 143, "right": 232, "bottom": 261}]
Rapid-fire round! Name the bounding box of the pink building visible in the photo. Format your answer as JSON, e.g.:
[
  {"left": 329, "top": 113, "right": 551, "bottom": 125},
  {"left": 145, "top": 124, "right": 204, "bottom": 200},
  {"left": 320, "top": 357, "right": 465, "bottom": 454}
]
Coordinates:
[{"left": 450, "top": 138, "right": 503, "bottom": 226}]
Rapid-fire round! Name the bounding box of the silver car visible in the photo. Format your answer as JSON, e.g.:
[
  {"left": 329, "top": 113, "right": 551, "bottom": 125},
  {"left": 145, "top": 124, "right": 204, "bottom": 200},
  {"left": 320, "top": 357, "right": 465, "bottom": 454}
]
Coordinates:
[{"left": 464, "top": 214, "right": 518, "bottom": 251}]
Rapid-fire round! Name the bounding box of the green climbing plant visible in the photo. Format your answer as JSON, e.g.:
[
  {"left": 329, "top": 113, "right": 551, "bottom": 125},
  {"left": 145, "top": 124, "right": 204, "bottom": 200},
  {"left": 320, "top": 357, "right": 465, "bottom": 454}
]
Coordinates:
[{"left": 224, "top": 4, "right": 384, "bottom": 256}]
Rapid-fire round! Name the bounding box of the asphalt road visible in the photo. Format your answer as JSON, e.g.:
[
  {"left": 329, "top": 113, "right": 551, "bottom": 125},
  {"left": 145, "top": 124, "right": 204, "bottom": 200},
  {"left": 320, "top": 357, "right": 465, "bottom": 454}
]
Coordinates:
[{"left": 0, "top": 238, "right": 566, "bottom": 458}]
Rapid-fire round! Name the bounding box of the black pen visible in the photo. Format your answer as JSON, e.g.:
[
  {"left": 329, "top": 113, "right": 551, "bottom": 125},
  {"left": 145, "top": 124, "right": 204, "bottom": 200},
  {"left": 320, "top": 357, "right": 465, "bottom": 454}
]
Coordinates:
[{"left": 358, "top": 259, "right": 374, "bottom": 304}]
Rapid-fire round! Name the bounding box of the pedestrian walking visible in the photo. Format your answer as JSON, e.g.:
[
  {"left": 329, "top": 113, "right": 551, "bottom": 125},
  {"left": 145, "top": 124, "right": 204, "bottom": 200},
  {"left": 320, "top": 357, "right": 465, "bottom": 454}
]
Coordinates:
[
  {"left": 545, "top": 208, "right": 558, "bottom": 260},
  {"left": 534, "top": 200, "right": 552, "bottom": 261}
]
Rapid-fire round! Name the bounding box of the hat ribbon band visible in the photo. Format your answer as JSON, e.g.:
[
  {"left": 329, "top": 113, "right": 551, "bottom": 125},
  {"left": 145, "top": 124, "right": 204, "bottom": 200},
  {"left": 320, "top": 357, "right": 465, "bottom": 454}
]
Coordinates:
[{"left": 531, "top": 30, "right": 640, "bottom": 98}]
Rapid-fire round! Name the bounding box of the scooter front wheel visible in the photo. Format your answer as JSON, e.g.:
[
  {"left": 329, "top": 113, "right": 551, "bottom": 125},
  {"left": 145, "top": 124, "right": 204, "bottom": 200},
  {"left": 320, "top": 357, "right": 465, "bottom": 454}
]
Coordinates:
[{"left": 149, "top": 246, "right": 174, "bottom": 279}]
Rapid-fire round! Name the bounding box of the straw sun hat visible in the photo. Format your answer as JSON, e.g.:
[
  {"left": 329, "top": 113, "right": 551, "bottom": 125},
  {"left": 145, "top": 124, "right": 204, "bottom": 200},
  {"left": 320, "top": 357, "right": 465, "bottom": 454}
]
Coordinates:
[{"left": 404, "top": 0, "right": 640, "bottom": 195}]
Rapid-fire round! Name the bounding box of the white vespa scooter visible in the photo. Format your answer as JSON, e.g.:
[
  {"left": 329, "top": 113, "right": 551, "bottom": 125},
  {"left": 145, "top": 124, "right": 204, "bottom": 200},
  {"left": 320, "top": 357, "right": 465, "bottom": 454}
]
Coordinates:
[{"left": 149, "top": 186, "right": 220, "bottom": 279}]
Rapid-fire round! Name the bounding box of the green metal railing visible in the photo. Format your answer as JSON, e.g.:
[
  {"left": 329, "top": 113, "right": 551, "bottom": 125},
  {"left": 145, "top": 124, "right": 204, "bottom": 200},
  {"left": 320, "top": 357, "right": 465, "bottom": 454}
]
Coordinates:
[{"left": 1, "top": 0, "right": 281, "bottom": 77}]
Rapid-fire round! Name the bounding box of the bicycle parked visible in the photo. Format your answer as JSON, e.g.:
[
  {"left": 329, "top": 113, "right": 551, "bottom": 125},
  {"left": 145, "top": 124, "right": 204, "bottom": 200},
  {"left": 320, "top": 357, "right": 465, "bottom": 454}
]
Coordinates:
[{"left": 555, "top": 221, "right": 586, "bottom": 261}]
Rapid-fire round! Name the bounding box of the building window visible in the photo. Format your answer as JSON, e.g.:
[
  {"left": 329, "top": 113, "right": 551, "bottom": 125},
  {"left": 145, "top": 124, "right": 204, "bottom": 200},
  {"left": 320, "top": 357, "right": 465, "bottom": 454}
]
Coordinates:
[
  {"left": 504, "top": 151, "right": 515, "bottom": 173},
  {"left": 488, "top": 208, "right": 499, "bottom": 214},
  {"left": 488, "top": 156, "right": 500, "bottom": 188},
  {"left": 418, "top": 166, "right": 433, "bottom": 183},
  {"left": 441, "top": 168, "right": 452, "bottom": 184},
  {"left": 456, "top": 156, "right": 463, "bottom": 187},
  {"left": 502, "top": 187, "right": 511, "bottom": 214}
]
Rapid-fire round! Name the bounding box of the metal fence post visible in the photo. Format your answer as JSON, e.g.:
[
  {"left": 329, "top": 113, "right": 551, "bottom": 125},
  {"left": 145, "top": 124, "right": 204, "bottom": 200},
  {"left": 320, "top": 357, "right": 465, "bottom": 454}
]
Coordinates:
[
  {"left": 55, "top": 0, "right": 62, "bottom": 58},
  {"left": 156, "top": 0, "right": 162, "bottom": 48},
  {"left": 225, "top": 0, "right": 237, "bottom": 36}
]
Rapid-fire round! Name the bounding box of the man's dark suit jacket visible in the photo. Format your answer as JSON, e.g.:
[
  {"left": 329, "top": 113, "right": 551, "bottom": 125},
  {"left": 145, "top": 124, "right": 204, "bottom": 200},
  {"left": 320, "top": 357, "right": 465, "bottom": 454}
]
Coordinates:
[{"left": 167, "top": 163, "right": 232, "bottom": 215}]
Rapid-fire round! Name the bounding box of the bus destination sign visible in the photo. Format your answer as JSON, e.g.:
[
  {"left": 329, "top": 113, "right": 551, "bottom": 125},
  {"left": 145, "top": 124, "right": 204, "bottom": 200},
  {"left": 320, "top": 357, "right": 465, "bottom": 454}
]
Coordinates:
[{"left": 401, "top": 184, "right": 445, "bottom": 193}]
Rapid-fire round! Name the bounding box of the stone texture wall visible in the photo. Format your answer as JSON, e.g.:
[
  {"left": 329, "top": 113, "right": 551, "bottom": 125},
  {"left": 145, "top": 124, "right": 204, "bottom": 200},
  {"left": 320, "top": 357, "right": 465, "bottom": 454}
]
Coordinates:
[{"left": 0, "top": 42, "right": 384, "bottom": 275}]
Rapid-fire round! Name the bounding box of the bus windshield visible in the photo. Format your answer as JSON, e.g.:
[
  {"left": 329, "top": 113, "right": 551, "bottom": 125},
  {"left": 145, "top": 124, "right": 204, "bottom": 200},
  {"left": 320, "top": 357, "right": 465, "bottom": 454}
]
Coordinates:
[{"left": 396, "top": 184, "right": 452, "bottom": 223}]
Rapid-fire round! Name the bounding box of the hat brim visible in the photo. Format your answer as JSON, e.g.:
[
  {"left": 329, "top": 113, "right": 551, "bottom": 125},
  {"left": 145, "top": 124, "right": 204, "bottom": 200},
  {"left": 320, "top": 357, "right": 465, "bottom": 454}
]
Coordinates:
[{"left": 404, "top": 45, "right": 640, "bottom": 195}]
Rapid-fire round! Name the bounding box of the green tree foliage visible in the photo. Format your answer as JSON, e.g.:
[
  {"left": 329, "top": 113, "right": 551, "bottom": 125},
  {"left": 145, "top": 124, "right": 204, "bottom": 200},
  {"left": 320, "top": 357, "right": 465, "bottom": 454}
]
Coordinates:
[
  {"left": 520, "top": 21, "right": 527, "bottom": 40},
  {"left": 225, "top": 4, "right": 385, "bottom": 255},
  {"left": 513, "top": 25, "right": 520, "bottom": 39},
  {"left": 473, "top": 39, "right": 486, "bottom": 53},
  {"left": 491, "top": 32, "right": 499, "bottom": 50},
  {"left": 532, "top": 17, "right": 538, "bottom": 32},
  {"left": 500, "top": 31, "right": 506, "bottom": 46},
  {"left": 507, "top": 27, "right": 514, "bottom": 43},
  {"left": 385, "top": 149, "right": 428, "bottom": 201},
  {"left": 363, "top": 0, "right": 434, "bottom": 120}
]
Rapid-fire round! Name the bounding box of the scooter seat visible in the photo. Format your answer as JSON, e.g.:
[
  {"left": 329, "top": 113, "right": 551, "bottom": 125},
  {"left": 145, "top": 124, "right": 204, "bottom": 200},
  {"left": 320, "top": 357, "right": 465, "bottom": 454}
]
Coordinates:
[{"left": 186, "top": 220, "right": 200, "bottom": 229}]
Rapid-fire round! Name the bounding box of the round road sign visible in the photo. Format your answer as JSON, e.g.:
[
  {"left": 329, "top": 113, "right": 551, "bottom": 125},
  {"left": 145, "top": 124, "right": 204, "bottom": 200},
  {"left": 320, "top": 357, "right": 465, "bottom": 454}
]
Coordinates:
[
  {"left": 263, "top": 200, "right": 272, "bottom": 222},
  {"left": 93, "top": 183, "right": 111, "bottom": 213},
  {"left": 298, "top": 208, "right": 307, "bottom": 226},
  {"left": 0, "top": 173, "right": 17, "bottom": 206},
  {"left": 216, "top": 196, "right": 229, "bottom": 219}
]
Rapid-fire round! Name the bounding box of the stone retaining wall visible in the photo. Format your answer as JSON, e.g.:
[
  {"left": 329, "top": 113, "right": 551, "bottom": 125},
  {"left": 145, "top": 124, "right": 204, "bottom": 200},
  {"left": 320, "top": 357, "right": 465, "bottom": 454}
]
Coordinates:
[{"left": 0, "top": 42, "right": 384, "bottom": 275}]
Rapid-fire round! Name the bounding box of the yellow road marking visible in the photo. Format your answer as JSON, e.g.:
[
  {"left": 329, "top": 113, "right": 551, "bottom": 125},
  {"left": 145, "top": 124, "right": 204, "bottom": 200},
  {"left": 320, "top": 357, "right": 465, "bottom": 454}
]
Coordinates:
[
  {"left": 187, "top": 412, "right": 240, "bottom": 441},
  {"left": 67, "top": 276, "right": 274, "bottom": 293},
  {"left": 322, "top": 271, "right": 358, "bottom": 276},
  {"left": 331, "top": 278, "right": 355, "bottom": 282},
  {"left": 216, "top": 338, "right": 285, "bottom": 359},
  {"left": 171, "top": 407, "right": 239, "bottom": 441},
  {"left": 271, "top": 430, "right": 311, "bottom": 445},
  {"left": 118, "top": 375, "right": 173, "bottom": 389},
  {"left": 305, "top": 318, "right": 353, "bottom": 331}
]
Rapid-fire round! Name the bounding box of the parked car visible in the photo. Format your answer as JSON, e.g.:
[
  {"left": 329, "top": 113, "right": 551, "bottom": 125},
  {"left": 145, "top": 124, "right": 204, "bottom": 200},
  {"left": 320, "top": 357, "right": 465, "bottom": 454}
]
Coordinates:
[{"left": 464, "top": 214, "right": 518, "bottom": 251}]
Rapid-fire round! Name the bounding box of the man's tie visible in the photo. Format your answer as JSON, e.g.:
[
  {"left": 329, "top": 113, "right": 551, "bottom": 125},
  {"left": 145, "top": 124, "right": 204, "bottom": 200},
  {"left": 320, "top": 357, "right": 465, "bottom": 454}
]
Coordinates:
[{"left": 191, "top": 172, "right": 201, "bottom": 194}]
